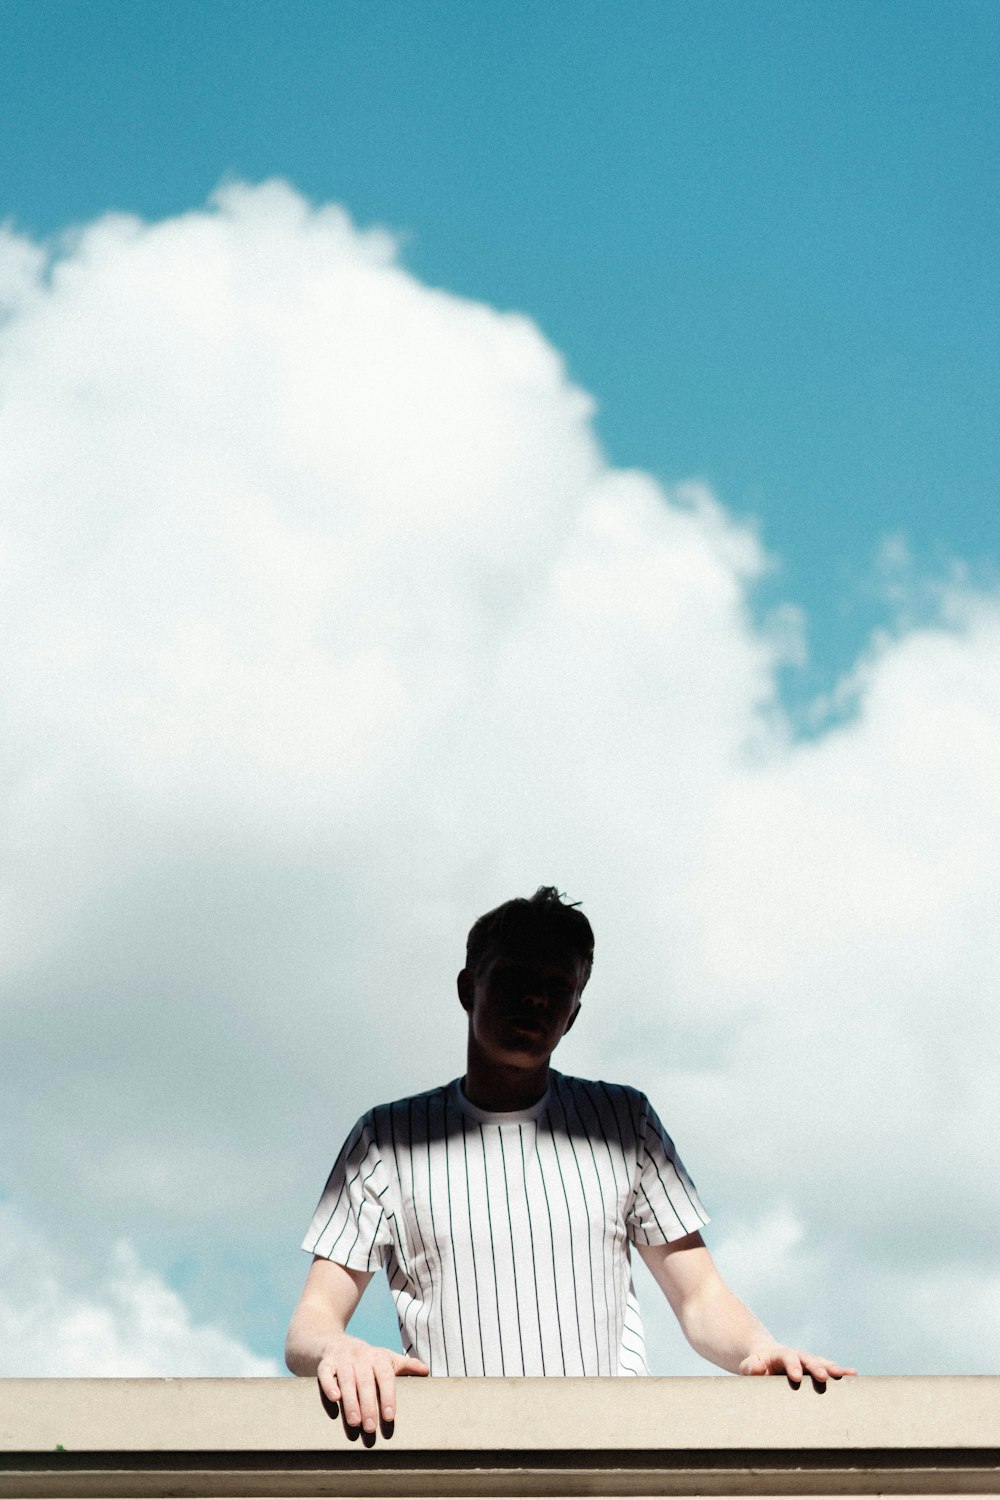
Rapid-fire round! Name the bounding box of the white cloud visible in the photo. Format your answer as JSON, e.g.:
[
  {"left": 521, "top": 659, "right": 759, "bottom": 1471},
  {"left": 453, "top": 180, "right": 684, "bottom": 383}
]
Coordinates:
[
  {"left": 1, "top": 181, "right": 998, "bottom": 1377},
  {"left": 0, "top": 1204, "right": 278, "bottom": 1376}
]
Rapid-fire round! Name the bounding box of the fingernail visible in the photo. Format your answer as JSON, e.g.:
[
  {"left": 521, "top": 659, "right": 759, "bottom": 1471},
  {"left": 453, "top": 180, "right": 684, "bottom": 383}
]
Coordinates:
[
  {"left": 364, "top": 1418, "right": 375, "bottom": 1432},
  {"left": 385, "top": 1406, "right": 394, "bottom": 1420}
]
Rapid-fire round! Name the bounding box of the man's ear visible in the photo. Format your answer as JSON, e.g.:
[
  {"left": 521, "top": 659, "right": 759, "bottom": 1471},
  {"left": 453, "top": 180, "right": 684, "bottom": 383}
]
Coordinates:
[
  {"left": 563, "top": 999, "right": 582, "bottom": 1034},
  {"left": 457, "top": 968, "right": 473, "bottom": 1012}
]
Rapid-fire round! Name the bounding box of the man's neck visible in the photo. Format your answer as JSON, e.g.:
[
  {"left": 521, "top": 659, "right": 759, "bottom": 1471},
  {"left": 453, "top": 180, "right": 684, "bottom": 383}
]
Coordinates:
[{"left": 462, "top": 1055, "right": 551, "bottom": 1113}]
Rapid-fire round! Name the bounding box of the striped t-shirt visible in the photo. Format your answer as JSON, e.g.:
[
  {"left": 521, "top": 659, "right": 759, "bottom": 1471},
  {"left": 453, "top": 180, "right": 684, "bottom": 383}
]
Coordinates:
[{"left": 302, "top": 1070, "right": 709, "bottom": 1376}]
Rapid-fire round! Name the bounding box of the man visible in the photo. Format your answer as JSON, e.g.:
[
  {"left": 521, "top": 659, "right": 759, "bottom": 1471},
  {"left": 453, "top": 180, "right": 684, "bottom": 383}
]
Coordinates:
[{"left": 286, "top": 887, "right": 853, "bottom": 1429}]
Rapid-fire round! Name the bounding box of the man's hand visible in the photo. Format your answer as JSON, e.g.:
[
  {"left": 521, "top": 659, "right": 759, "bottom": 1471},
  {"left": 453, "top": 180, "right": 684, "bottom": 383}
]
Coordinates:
[
  {"left": 739, "top": 1345, "right": 857, "bottom": 1381},
  {"left": 285, "top": 1257, "right": 429, "bottom": 1432},
  {"left": 317, "top": 1334, "right": 429, "bottom": 1431}
]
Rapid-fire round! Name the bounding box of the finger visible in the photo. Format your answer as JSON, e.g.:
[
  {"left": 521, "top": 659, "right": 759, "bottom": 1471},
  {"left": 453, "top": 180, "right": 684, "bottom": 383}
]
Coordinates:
[
  {"left": 338, "top": 1363, "right": 362, "bottom": 1430},
  {"left": 801, "top": 1353, "right": 831, "bottom": 1381},
  {"left": 804, "top": 1356, "right": 855, "bottom": 1379},
  {"left": 354, "top": 1361, "right": 380, "bottom": 1433},
  {"left": 316, "top": 1361, "right": 341, "bottom": 1404},
  {"left": 373, "top": 1358, "right": 397, "bottom": 1424},
  {"left": 393, "top": 1354, "right": 430, "bottom": 1376},
  {"left": 765, "top": 1347, "right": 803, "bottom": 1382},
  {"left": 739, "top": 1355, "right": 768, "bottom": 1375}
]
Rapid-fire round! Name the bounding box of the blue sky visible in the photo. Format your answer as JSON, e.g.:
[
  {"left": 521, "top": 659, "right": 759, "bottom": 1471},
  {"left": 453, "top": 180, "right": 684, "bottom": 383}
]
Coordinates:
[
  {"left": 1, "top": 2, "right": 999, "bottom": 1377},
  {"left": 3, "top": 0, "right": 997, "bottom": 704}
]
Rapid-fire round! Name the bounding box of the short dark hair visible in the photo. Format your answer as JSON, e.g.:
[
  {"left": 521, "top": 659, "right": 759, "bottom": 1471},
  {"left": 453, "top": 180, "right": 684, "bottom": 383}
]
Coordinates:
[{"left": 465, "top": 886, "right": 594, "bottom": 985}]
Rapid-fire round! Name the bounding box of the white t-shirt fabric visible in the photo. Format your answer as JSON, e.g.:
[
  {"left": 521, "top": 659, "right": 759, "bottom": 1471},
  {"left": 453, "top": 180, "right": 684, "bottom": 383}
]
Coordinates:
[{"left": 301, "top": 1069, "right": 709, "bottom": 1377}]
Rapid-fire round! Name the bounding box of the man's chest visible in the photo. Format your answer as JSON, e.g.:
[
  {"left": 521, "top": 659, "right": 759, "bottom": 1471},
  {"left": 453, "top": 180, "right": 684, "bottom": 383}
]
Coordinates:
[{"left": 390, "top": 1117, "right": 635, "bottom": 1271}]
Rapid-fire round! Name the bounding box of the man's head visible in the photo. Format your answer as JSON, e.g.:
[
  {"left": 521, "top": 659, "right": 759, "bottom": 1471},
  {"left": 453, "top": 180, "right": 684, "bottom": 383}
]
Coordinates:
[
  {"left": 464, "top": 886, "right": 595, "bottom": 986},
  {"left": 458, "top": 888, "right": 594, "bottom": 1072}
]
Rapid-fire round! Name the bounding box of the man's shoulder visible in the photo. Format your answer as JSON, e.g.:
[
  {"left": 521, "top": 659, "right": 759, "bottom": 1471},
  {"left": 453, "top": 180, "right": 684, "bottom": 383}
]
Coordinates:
[
  {"left": 551, "top": 1071, "right": 652, "bottom": 1118},
  {"left": 554, "top": 1070, "right": 649, "bottom": 1101},
  {"left": 362, "top": 1081, "right": 456, "bottom": 1127}
]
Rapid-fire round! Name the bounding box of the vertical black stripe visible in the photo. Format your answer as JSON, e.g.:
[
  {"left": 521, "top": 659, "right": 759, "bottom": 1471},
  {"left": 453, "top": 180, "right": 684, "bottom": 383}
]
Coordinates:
[
  {"left": 599, "top": 1081, "right": 639, "bottom": 1195},
  {"left": 477, "top": 1123, "right": 507, "bottom": 1374},
  {"left": 622, "top": 1281, "right": 650, "bottom": 1374},
  {"left": 556, "top": 1076, "right": 607, "bottom": 1373},
  {"left": 327, "top": 1159, "right": 380, "bottom": 1261},
  {"left": 645, "top": 1101, "right": 706, "bottom": 1225},
  {"left": 518, "top": 1121, "right": 548, "bottom": 1374},
  {"left": 426, "top": 1089, "right": 457, "bottom": 1375},
  {"left": 638, "top": 1179, "right": 670, "bottom": 1241},
  {"left": 533, "top": 1116, "right": 567, "bottom": 1373},
  {"left": 584, "top": 1080, "right": 628, "bottom": 1195},
  {"left": 633, "top": 1094, "right": 707, "bottom": 1239},
  {"left": 440, "top": 1092, "right": 470, "bottom": 1374},
  {"left": 308, "top": 1117, "right": 370, "bottom": 1249},
  {"left": 395, "top": 1099, "right": 431, "bottom": 1365},
  {"left": 599, "top": 1079, "right": 639, "bottom": 1368},
  {"left": 497, "top": 1126, "right": 527, "bottom": 1374},
  {"left": 383, "top": 1210, "right": 408, "bottom": 1272},
  {"left": 461, "top": 1116, "right": 488, "bottom": 1374},
  {"left": 372, "top": 1107, "right": 410, "bottom": 1279},
  {"left": 621, "top": 1084, "right": 643, "bottom": 1143},
  {"left": 452, "top": 1115, "right": 476, "bottom": 1373},
  {"left": 577, "top": 1081, "right": 626, "bottom": 1363},
  {"left": 544, "top": 1105, "right": 586, "bottom": 1372},
  {"left": 363, "top": 1207, "right": 386, "bottom": 1270}
]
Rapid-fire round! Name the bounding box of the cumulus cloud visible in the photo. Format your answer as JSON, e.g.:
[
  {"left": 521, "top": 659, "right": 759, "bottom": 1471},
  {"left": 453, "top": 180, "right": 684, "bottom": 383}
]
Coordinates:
[
  {"left": 0, "top": 1203, "right": 277, "bottom": 1376},
  {"left": 1, "top": 181, "right": 997, "bottom": 1375}
]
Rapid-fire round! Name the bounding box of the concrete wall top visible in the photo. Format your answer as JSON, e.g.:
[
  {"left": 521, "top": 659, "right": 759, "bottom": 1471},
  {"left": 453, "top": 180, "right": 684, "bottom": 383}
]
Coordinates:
[{"left": 2, "top": 1376, "right": 999, "bottom": 1455}]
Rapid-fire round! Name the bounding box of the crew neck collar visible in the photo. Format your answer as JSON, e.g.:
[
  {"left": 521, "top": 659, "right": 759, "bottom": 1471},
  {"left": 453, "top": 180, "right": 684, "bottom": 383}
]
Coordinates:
[{"left": 449, "top": 1073, "right": 555, "bottom": 1125}]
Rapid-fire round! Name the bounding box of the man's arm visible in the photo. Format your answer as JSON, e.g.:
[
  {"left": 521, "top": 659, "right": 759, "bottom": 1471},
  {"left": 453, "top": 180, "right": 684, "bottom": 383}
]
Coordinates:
[
  {"left": 285, "top": 1256, "right": 428, "bottom": 1430},
  {"left": 637, "top": 1231, "right": 856, "bottom": 1380}
]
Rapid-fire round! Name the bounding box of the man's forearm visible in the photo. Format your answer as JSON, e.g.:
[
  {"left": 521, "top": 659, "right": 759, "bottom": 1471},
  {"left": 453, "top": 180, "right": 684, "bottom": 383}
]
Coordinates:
[
  {"left": 638, "top": 1236, "right": 854, "bottom": 1381},
  {"left": 676, "top": 1279, "right": 776, "bottom": 1373},
  {"left": 284, "top": 1258, "right": 370, "bottom": 1376}
]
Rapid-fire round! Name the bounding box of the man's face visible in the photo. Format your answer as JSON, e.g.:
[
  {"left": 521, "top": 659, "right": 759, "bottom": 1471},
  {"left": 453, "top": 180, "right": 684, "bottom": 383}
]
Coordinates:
[{"left": 458, "top": 935, "right": 587, "bottom": 1069}]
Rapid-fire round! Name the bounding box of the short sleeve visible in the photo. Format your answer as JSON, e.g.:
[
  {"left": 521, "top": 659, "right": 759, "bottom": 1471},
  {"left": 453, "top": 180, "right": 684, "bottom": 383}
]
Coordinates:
[
  {"left": 625, "top": 1093, "right": 710, "bottom": 1245},
  {"left": 301, "top": 1112, "right": 393, "bottom": 1272}
]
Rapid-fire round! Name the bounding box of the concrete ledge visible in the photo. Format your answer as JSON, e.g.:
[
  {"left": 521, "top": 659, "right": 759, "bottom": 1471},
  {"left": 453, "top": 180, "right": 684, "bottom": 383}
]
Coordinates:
[{"left": 1, "top": 1377, "right": 998, "bottom": 1499}]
